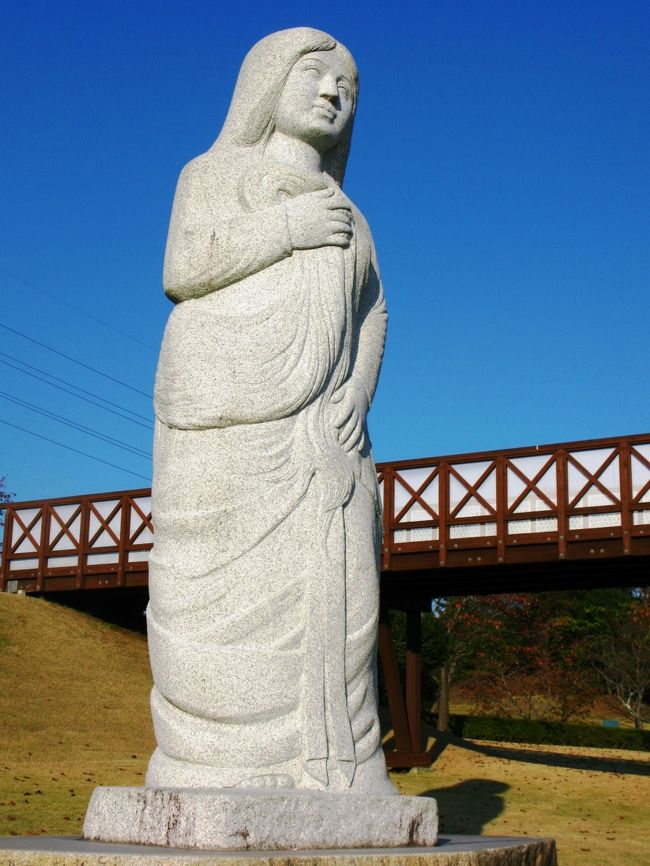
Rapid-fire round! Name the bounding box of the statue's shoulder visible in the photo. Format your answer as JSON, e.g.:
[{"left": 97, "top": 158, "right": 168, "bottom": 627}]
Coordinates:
[
  {"left": 171, "top": 152, "right": 222, "bottom": 209},
  {"left": 178, "top": 151, "right": 215, "bottom": 183},
  {"left": 351, "top": 202, "right": 370, "bottom": 231}
]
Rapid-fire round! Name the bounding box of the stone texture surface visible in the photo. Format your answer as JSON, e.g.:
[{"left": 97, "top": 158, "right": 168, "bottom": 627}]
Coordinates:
[
  {"left": 145, "top": 26, "right": 394, "bottom": 799},
  {"left": 0, "top": 835, "right": 558, "bottom": 866},
  {"left": 83, "top": 27, "right": 441, "bottom": 855},
  {"left": 83, "top": 787, "right": 438, "bottom": 850}
]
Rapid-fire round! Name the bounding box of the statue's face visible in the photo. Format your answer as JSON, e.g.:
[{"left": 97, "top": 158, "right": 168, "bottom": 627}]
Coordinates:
[{"left": 273, "top": 48, "right": 355, "bottom": 152}]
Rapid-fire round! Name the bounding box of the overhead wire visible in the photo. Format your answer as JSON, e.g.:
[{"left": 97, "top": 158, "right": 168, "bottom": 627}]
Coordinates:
[
  {"left": 0, "top": 322, "right": 153, "bottom": 399},
  {"left": 0, "top": 352, "right": 154, "bottom": 430},
  {"left": 0, "top": 418, "right": 150, "bottom": 482},
  {"left": 0, "top": 267, "right": 157, "bottom": 352},
  {"left": 0, "top": 390, "right": 151, "bottom": 460},
  {"left": 0, "top": 270, "right": 157, "bottom": 485}
]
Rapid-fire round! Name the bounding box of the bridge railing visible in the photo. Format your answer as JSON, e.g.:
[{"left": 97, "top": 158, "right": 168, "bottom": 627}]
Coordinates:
[
  {"left": 1, "top": 489, "right": 152, "bottom": 592},
  {"left": 377, "top": 433, "right": 650, "bottom": 572},
  {"left": 2, "top": 434, "right": 649, "bottom": 592}
]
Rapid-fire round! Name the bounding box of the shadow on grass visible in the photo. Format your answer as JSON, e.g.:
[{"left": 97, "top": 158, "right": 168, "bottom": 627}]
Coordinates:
[
  {"left": 428, "top": 730, "right": 650, "bottom": 776},
  {"left": 418, "top": 779, "right": 509, "bottom": 834}
]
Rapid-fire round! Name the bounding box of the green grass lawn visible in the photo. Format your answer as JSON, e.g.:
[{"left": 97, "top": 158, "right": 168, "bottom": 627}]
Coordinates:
[{"left": 1, "top": 592, "right": 649, "bottom": 865}]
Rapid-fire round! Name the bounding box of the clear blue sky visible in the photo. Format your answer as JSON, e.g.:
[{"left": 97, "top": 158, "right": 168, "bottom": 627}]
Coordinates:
[{"left": 2, "top": 0, "right": 649, "bottom": 502}]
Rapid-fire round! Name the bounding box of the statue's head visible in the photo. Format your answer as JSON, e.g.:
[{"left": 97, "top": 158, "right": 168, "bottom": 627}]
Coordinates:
[
  {"left": 271, "top": 47, "right": 356, "bottom": 156},
  {"left": 214, "top": 28, "right": 359, "bottom": 185}
]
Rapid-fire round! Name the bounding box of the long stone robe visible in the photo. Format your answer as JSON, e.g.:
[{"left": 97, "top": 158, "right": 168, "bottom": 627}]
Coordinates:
[{"left": 145, "top": 151, "right": 389, "bottom": 792}]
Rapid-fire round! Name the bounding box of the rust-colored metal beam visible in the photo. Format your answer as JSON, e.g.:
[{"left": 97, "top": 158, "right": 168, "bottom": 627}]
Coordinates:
[
  {"left": 378, "top": 607, "right": 411, "bottom": 755},
  {"left": 405, "top": 609, "right": 422, "bottom": 752}
]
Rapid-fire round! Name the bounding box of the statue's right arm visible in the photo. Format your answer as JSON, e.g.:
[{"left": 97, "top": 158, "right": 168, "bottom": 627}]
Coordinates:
[{"left": 163, "top": 159, "right": 293, "bottom": 303}]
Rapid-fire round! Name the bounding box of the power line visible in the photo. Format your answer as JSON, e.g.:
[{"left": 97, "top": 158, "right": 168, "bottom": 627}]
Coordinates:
[
  {"left": 0, "top": 390, "right": 151, "bottom": 460},
  {"left": 0, "top": 418, "right": 151, "bottom": 482},
  {"left": 0, "top": 267, "right": 157, "bottom": 352},
  {"left": 0, "top": 352, "right": 154, "bottom": 430},
  {"left": 0, "top": 322, "right": 153, "bottom": 399},
  {"left": 1, "top": 350, "right": 153, "bottom": 422}
]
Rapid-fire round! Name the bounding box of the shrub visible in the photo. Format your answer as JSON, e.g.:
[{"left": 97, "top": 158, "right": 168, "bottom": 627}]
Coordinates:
[{"left": 424, "top": 712, "right": 650, "bottom": 751}]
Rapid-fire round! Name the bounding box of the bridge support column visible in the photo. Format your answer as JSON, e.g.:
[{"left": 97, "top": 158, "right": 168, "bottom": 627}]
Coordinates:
[
  {"left": 406, "top": 609, "right": 422, "bottom": 752},
  {"left": 379, "top": 605, "right": 432, "bottom": 769}
]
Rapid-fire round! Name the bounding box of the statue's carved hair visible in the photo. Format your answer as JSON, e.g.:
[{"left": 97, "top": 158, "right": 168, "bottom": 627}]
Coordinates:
[{"left": 237, "top": 36, "right": 340, "bottom": 147}]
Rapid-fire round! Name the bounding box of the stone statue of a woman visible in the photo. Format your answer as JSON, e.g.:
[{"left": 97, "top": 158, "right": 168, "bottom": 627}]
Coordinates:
[{"left": 146, "top": 26, "right": 393, "bottom": 795}]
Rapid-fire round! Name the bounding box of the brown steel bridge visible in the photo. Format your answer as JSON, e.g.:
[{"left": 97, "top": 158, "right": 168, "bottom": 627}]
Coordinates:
[{"left": 3, "top": 432, "right": 649, "bottom": 767}]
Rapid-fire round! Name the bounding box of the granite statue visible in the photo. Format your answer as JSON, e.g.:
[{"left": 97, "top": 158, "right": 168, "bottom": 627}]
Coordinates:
[
  {"left": 84, "top": 27, "right": 438, "bottom": 850},
  {"left": 145, "top": 26, "right": 392, "bottom": 795}
]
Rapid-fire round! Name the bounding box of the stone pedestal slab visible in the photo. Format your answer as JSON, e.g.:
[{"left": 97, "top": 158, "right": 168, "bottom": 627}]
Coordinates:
[
  {"left": 83, "top": 787, "right": 438, "bottom": 850},
  {"left": 0, "top": 834, "right": 558, "bottom": 866}
]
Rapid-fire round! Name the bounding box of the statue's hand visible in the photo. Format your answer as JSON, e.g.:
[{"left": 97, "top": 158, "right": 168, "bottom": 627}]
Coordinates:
[
  {"left": 285, "top": 188, "right": 353, "bottom": 250},
  {"left": 331, "top": 376, "right": 369, "bottom": 454}
]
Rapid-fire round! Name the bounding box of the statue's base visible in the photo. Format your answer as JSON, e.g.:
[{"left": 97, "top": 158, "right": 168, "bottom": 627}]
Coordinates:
[
  {"left": 0, "top": 834, "right": 557, "bottom": 865},
  {"left": 82, "top": 786, "right": 438, "bottom": 850}
]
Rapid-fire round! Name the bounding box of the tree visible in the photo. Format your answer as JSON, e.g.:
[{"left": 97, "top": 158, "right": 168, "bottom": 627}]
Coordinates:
[
  {"left": 0, "top": 475, "right": 13, "bottom": 528},
  {"left": 459, "top": 594, "right": 549, "bottom": 721},
  {"left": 431, "top": 597, "right": 482, "bottom": 731},
  {"left": 385, "top": 589, "right": 649, "bottom": 733},
  {"left": 590, "top": 590, "right": 650, "bottom": 730},
  {"left": 457, "top": 593, "right": 599, "bottom": 723}
]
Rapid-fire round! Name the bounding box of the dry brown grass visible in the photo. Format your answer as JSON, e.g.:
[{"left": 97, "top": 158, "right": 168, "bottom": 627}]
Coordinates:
[
  {"left": 0, "top": 592, "right": 155, "bottom": 837},
  {"left": 393, "top": 732, "right": 650, "bottom": 866},
  {"left": 1, "top": 592, "right": 649, "bottom": 866}
]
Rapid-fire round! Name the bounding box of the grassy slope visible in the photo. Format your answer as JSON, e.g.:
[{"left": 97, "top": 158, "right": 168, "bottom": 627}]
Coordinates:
[
  {"left": 0, "top": 592, "right": 649, "bottom": 866},
  {"left": 0, "top": 592, "right": 155, "bottom": 836}
]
